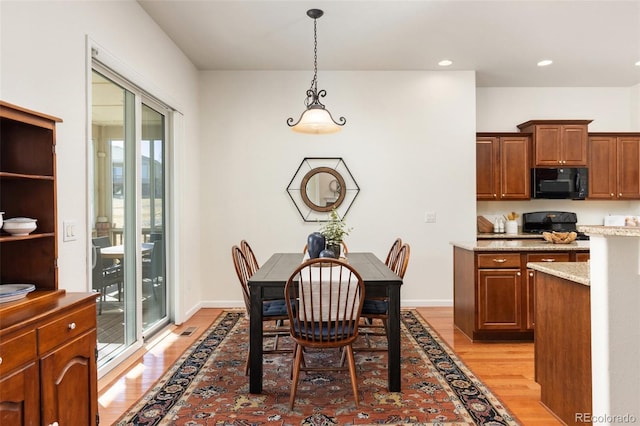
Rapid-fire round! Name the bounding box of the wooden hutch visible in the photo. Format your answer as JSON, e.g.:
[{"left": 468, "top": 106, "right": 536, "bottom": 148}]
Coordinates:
[{"left": 0, "top": 101, "right": 98, "bottom": 425}]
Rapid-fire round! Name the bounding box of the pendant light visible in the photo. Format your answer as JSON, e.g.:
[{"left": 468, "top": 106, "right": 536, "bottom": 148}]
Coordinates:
[{"left": 287, "top": 9, "right": 346, "bottom": 134}]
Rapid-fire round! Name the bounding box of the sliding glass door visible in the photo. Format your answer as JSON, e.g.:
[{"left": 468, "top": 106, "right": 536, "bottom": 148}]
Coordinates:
[{"left": 91, "top": 67, "right": 169, "bottom": 372}]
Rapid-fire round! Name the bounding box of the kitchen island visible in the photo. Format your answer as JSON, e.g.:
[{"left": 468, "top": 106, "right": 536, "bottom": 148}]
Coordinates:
[
  {"left": 451, "top": 239, "right": 589, "bottom": 341},
  {"left": 527, "top": 261, "right": 591, "bottom": 426}
]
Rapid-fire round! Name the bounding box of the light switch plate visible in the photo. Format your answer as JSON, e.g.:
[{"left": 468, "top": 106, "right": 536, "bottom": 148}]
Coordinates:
[{"left": 63, "top": 220, "right": 78, "bottom": 242}]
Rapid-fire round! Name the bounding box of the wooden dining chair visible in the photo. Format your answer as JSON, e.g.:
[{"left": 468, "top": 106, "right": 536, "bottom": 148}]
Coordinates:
[
  {"left": 240, "top": 239, "right": 260, "bottom": 276},
  {"left": 358, "top": 242, "right": 410, "bottom": 350},
  {"left": 231, "top": 245, "right": 290, "bottom": 375},
  {"left": 284, "top": 257, "right": 365, "bottom": 409},
  {"left": 384, "top": 238, "right": 403, "bottom": 268}
]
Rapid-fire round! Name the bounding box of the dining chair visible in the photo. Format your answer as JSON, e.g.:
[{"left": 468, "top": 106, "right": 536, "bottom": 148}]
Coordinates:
[
  {"left": 231, "top": 245, "right": 290, "bottom": 375},
  {"left": 284, "top": 257, "right": 365, "bottom": 409},
  {"left": 358, "top": 242, "right": 410, "bottom": 350},
  {"left": 142, "top": 240, "right": 164, "bottom": 302},
  {"left": 240, "top": 239, "right": 260, "bottom": 276},
  {"left": 91, "top": 244, "right": 124, "bottom": 315}
]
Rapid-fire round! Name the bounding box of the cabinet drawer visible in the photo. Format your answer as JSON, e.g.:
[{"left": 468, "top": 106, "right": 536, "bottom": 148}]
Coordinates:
[
  {"left": 0, "top": 330, "right": 36, "bottom": 376},
  {"left": 38, "top": 305, "right": 96, "bottom": 354},
  {"left": 527, "top": 253, "right": 570, "bottom": 263},
  {"left": 477, "top": 253, "right": 521, "bottom": 268}
]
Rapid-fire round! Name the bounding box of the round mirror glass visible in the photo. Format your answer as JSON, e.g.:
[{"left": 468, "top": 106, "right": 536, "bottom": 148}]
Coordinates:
[{"left": 300, "top": 167, "right": 346, "bottom": 212}]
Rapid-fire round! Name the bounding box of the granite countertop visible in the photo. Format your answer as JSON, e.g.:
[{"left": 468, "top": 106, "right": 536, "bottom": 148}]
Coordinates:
[
  {"left": 451, "top": 239, "right": 590, "bottom": 251},
  {"left": 526, "top": 261, "right": 590, "bottom": 286},
  {"left": 477, "top": 232, "right": 543, "bottom": 240},
  {"left": 578, "top": 225, "right": 640, "bottom": 237}
]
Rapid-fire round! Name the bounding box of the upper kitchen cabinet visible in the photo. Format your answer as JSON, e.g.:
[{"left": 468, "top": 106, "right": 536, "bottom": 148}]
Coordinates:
[
  {"left": 476, "top": 133, "right": 530, "bottom": 201},
  {"left": 517, "top": 120, "right": 592, "bottom": 167},
  {"left": 588, "top": 133, "right": 640, "bottom": 200}
]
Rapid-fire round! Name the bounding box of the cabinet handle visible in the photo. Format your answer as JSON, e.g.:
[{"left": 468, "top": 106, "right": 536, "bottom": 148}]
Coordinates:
[
  {"left": 493, "top": 193, "right": 497, "bottom": 198},
  {"left": 516, "top": 272, "right": 521, "bottom": 276},
  {"left": 68, "top": 322, "right": 76, "bottom": 330},
  {"left": 619, "top": 193, "right": 622, "bottom": 197},
  {"left": 611, "top": 193, "right": 615, "bottom": 197},
  {"left": 48, "top": 422, "right": 59, "bottom": 426},
  {"left": 541, "top": 258, "right": 556, "bottom": 262},
  {"left": 529, "top": 272, "right": 534, "bottom": 277},
  {"left": 492, "top": 258, "right": 507, "bottom": 263},
  {"left": 0, "top": 357, "right": 2, "bottom": 365}
]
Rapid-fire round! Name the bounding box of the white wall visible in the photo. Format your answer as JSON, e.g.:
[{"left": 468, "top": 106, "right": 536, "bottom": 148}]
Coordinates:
[
  {"left": 199, "top": 70, "right": 477, "bottom": 307},
  {"left": 0, "top": 0, "right": 202, "bottom": 321},
  {"left": 476, "top": 86, "right": 640, "bottom": 226}
]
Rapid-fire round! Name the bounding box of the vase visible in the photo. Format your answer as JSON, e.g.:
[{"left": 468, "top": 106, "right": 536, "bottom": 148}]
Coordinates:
[
  {"left": 307, "top": 232, "right": 326, "bottom": 259},
  {"left": 326, "top": 243, "right": 341, "bottom": 259},
  {"left": 319, "top": 249, "right": 337, "bottom": 259}
]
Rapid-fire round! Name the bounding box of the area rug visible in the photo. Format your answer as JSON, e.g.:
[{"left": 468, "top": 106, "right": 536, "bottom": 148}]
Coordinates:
[{"left": 116, "top": 310, "right": 519, "bottom": 425}]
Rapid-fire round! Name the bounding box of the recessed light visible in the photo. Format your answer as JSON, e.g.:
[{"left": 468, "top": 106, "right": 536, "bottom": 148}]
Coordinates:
[
  {"left": 438, "top": 59, "right": 453, "bottom": 67},
  {"left": 537, "top": 59, "right": 553, "bottom": 67},
  {"left": 635, "top": 60, "right": 640, "bottom": 66}
]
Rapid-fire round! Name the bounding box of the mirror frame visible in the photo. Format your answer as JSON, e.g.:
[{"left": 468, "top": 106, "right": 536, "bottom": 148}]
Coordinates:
[
  {"left": 299, "top": 166, "right": 346, "bottom": 212},
  {"left": 286, "top": 157, "right": 360, "bottom": 222}
]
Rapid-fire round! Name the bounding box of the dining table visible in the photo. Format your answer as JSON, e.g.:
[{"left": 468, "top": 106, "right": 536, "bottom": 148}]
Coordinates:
[
  {"left": 247, "top": 252, "right": 403, "bottom": 394},
  {"left": 100, "top": 242, "right": 153, "bottom": 260}
]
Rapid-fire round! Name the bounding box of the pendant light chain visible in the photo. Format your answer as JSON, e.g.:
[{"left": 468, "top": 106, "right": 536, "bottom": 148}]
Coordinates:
[{"left": 310, "top": 17, "right": 318, "bottom": 95}]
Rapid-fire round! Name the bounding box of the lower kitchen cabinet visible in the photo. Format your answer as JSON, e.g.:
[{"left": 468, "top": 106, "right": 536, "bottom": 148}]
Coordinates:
[
  {"left": 0, "top": 293, "right": 98, "bottom": 426},
  {"left": 454, "top": 246, "right": 587, "bottom": 341}
]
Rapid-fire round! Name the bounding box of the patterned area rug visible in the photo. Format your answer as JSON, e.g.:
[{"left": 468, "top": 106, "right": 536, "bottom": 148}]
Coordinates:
[{"left": 116, "top": 310, "right": 519, "bottom": 425}]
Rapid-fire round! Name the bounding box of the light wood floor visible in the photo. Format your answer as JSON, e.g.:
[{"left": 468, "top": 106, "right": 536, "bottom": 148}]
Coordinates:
[{"left": 97, "top": 307, "right": 561, "bottom": 425}]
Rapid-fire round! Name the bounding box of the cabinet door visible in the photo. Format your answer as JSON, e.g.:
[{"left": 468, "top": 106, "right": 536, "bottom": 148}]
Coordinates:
[
  {"left": 525, "top": 252, "right": 570, "bottom": 331},
  {"left": 0, "top": 362, "right": 39, "bottom": 425},
  {"left": 477, "top": 269, "right": 522, "bottom": 330},
  {"left": 533, "top": 125, "right": 562, "bottom": 166},
  {"left": 500, "top": 136, "right": 530, "bottom": 199},
  {"left": 40, "top": 331, "right": 97, "bottom": 426},
  {"left": 561, "top": 125, "right": 588, "bottom": 166},
  {"left": 476, "top": 137, "right": 499, "bottom": 200},
  {"left": 617, "top": 137, "right": 640, "bottom": 199},
  {"left": 589, "top": 136, "right": 617, "bottom": 199}
]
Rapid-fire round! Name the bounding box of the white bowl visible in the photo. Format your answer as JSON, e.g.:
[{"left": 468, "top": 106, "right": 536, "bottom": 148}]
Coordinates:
[{"left": 3, "top": 217, "right": 37, "bottom": 236}]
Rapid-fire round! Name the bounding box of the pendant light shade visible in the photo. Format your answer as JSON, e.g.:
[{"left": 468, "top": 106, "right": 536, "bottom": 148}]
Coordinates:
[{"left": 287, "top": 9, "right": 346, "bottom": 134}]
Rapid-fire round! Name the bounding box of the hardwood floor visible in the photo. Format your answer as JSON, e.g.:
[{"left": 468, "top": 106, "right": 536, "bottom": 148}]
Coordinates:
[{"left": 97, "top": 307, "right": 560, "bottom": 425}]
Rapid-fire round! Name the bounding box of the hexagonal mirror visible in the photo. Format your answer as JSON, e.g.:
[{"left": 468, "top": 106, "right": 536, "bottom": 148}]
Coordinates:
[{"left": 286, "top": 157, "right": 359, "bottom": 222}]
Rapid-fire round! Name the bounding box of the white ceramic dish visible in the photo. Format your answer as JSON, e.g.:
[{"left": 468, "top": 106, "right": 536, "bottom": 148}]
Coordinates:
[
  {"left": 2, "top": 217, "right": 37, "bottom": 236},
  {"left": 0, "top": 283, "right": 36, "bottom": 303}
]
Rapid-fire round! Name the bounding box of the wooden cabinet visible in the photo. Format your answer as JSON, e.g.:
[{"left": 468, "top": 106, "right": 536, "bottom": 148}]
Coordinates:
[
  {"left": 453, "top": 247, "right": 588, "bottom": 341},
  {"left": 0, "top": 101, "right": 98, "bottom": 425},
  {"left": 476, "top": 133, "right": 530, "bottom": 200},
  {"left": 588, "top": 133, "right": 640, "bottom": 200},
  {"left": 517, "top": 120, "right": 592, "bottom": 167}
]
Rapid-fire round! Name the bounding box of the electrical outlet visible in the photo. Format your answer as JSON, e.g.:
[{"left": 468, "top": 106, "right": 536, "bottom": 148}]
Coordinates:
[
  {"left": 424, "top": 211, "right": 437, "bottom": 223},
  {"left": 63, "top": 220, "right": 78, "bottom": 242}
]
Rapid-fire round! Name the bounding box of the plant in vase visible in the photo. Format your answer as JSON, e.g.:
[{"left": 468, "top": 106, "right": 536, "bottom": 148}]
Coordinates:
[{"left": 320, "top": 208, "right": 352, "bottom": 258}]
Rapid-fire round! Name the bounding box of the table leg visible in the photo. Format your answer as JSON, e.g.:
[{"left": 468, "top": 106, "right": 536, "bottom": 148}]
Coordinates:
[
  {"left": 249, "top": 287, "right": 263, "bottom": 393},
  {"left": 387, "top": 285, "right": 401, "bottom": 392}
]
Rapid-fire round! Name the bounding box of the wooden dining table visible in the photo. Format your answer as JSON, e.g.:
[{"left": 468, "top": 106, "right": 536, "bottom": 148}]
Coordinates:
[{"left": 247, "top": 252, "right": 403, "bottom": 394}]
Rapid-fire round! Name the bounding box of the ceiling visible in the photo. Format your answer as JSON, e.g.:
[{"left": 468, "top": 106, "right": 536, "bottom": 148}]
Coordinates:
[{"left": 137, "top": 0, "right": 640, "bottom": 87}]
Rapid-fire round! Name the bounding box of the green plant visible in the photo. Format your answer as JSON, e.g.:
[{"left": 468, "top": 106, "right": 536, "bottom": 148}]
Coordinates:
[{"left": 320, "top": 208, "right": 352, "bottom": 246}]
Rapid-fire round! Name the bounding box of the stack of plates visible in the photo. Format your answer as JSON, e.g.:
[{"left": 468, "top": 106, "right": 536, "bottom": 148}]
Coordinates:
[{"left": 0, "top": 284, "right": 36, "bottom": 303}]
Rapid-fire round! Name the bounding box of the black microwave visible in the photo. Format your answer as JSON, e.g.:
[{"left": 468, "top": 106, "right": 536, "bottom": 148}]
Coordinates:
[{"left": 531, "top": 167, "right": 588, "bottom": 199}]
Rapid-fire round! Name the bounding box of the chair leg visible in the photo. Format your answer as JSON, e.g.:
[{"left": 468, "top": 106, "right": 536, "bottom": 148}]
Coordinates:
[
  {"left": 345, "top": 345, "right": 359, "bottom": 408},
  {"left": 289, "top": 344, "right": 303, "bottom": 410}
]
